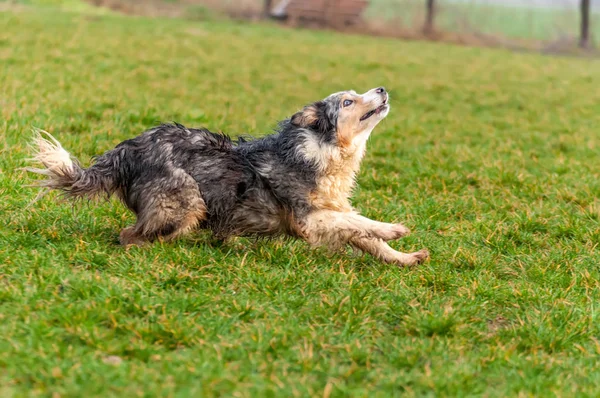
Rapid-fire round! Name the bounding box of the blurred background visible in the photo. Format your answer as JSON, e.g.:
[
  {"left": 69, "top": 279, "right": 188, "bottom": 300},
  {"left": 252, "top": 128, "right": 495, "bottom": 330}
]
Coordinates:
[{"left": 68, "top": 0, "right": 600, "bottom": 54}]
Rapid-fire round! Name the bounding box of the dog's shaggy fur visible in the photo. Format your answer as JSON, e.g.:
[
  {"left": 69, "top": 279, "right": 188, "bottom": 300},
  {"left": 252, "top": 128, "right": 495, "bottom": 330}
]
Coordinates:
[{"left": 27, "top": 87, "right": 429, "bottom": 266}]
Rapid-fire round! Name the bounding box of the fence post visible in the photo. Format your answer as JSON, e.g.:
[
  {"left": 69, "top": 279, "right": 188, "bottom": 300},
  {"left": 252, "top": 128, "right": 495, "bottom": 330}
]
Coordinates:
[
  {"left": 424, "top": 0, "right": 436, "bottom": 35},
  {"left": 580, "top": 0, "right": 591, "bottom": 48},
  {"left": 264, "top": 0, "right": 273, "bottom": 18}
]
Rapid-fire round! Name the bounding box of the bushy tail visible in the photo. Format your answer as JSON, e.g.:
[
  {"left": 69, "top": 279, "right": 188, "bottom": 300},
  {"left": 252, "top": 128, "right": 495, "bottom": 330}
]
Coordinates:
[{"left": 26, "top": 129, "right": 116, "bottom": 199}]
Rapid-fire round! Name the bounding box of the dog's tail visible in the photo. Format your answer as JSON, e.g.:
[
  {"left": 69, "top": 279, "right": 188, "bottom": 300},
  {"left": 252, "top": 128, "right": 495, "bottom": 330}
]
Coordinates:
[{"left": 25, "top": 130, "right": 117, "bottom": 199}]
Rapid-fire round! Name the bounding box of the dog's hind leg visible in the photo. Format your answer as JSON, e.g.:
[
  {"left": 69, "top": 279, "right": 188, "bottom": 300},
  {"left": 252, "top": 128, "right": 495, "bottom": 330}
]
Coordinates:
[
  {"left": 119, "top": 172, "right": 207, "bottom": 246},
  {"left": 120, "top": 207, "right": 206, "bottom": 247}
]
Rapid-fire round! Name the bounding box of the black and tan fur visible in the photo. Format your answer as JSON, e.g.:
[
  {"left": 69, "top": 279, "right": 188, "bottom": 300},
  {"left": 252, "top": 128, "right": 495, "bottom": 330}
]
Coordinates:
[{"left": 27, "top": 87, "right": 429, "bottom": 266}]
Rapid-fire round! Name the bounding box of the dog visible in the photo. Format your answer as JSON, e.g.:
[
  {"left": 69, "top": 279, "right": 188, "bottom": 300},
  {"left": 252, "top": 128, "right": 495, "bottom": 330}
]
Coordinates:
[{"left": 27, "top": 87, "right": 429, "bottom": 266}]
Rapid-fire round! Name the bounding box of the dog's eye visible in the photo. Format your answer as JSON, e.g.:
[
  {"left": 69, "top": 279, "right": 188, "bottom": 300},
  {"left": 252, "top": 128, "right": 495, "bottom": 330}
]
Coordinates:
[{"left": 342, "top": 100, "right": 353, "bottom": 107}]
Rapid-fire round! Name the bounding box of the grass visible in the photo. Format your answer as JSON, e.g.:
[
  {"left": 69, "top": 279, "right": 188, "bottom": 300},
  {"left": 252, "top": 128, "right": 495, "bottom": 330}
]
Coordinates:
[{"left": 1, "top": 2, "right": 600, "bottom": 396}]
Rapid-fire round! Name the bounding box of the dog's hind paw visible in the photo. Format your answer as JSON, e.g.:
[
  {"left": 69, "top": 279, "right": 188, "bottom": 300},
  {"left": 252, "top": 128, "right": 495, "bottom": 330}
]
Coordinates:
[{"left": 119, "top": 227, "right": 148, "bottom": 247}]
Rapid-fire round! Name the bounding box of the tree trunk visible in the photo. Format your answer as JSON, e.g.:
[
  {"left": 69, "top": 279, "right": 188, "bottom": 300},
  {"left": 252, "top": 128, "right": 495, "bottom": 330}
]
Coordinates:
[
  {"left": 580, "top": 0, "right": 591, "bottom": 48},
  {"left": 424, "top": 0, "right": 436, "bottom": 35},
  {"left": 264, "top": 0, "right": 273, "bottom": 19}
]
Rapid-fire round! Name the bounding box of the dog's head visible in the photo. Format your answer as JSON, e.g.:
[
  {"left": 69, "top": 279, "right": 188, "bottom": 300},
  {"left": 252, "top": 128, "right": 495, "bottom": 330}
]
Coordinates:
[{"left": 291, "top": 87, "right": 389, "bottom": 148}]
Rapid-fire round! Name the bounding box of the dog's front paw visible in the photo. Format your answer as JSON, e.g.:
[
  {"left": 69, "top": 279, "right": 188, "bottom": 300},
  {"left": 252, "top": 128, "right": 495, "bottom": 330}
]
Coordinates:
[
  {"left": 392, "top": 223, "right": 411, "bottom": 238},
  {"left": 395, "top": 249, "right": 429, "bottom": 267},
  {"left": 377, "top": 223, "right": 410, "bottom": 241},
  {"left": 408, "top": 249, "right": 429, "bottom": 266}
]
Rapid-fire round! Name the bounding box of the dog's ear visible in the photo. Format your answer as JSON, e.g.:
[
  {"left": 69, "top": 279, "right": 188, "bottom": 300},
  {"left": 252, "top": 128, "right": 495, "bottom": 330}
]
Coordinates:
[
  {"left": 291, "top": 105, "right": 319, "bottom": 128},
  {"left": 291, "top": 101, "right": 335, "bottom": 135}
]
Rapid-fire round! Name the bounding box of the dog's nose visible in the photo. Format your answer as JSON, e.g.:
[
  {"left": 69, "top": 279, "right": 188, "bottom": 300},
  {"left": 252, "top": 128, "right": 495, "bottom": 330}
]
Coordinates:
[{"left": 375, "top": 87, "right": 386, "bottom": 95}]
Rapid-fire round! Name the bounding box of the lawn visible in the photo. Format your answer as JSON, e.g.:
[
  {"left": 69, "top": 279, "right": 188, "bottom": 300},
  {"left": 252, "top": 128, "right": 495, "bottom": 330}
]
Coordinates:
[{"left": 1, "top": 2, "right": 600, "bottom": 396}]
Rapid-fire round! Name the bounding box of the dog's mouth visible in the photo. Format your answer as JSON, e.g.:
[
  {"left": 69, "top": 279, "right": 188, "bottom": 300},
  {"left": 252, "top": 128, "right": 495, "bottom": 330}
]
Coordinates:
[{"left": 360, "top": 97, "right": 389, "bottom": 122}]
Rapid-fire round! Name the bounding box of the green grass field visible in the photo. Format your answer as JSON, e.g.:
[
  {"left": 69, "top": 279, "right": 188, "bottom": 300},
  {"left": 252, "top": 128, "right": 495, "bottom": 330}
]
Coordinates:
[{"left": 2, "top": 2, "right": 600, "bottom": 396}]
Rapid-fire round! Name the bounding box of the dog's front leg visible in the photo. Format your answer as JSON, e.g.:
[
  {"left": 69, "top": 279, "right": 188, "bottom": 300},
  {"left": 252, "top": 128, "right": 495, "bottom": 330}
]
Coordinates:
[
  {"left": 349, "top": 237, "right": 429, "bottom": 266},
  {"left": 349, "top": 213, "right": 411, "bottom": 241},
  {"left": 302, "top": 210, "right": 427, "bottom": 265},
  {"left": 302, "top": 210, "right": 409, "bottom": 244}
]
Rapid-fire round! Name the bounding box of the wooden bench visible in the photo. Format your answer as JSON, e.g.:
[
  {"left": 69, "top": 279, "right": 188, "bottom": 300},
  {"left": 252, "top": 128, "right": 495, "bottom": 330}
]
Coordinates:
[{"left": 280, "top": 0, "right": 368, "bottom": 29}]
